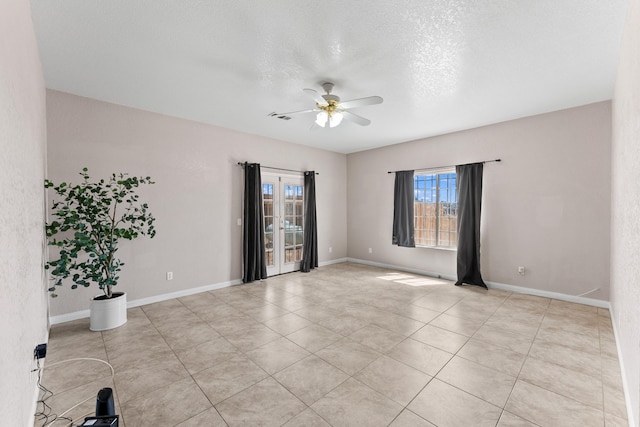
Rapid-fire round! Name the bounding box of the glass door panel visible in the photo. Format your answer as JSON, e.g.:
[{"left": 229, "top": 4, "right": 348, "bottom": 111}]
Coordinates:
[
  {"left": 262, "top": 173, "right": 304, "bottom": 276},
  {"left": 262, "top": 180, "right": 278, "bottom": 276},
  {"left": 282, "top": 183, "right": 304, "bottom": 271}
]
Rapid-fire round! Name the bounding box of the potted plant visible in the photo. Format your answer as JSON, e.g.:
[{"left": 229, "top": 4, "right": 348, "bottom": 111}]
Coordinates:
[{"left": 45, "top": 168, "right": 156, "bottom": 331}]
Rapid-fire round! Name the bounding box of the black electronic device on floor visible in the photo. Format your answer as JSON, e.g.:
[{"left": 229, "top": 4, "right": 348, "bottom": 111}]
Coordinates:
[
  {"left": 78, "top": 415, "right": 119, "bottom": 426},
  {"left": 78, "top": 387, "right": 119, "bottom": 427},
  {"left": 95, "top": 388, "right": 115, "bottom": 417}
]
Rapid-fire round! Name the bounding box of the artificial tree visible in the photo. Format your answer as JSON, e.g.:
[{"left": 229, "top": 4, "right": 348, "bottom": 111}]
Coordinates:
[{"left": 45, "top": 168, "right": 156, "bottom": 299}]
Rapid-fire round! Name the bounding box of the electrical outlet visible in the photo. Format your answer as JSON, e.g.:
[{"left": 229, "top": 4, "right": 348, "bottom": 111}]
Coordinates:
[
  {"left": 329, "top": 247, "right": 332, "bottom": 253},
  {"left": 166, "top": 272, "right": 173, "bottom": 280},
  {"left": 34, "top": 343, "right": 47, "bottom": 359},
  {"left": 518, "top": 266, "right": 525, "bottom": 276},
  {"left": 237, "top": 218, "right": 242, "bottom": 226},
  {"left": 368, "top": 248, "right": 373, "bottom": 254},
  {"left": 31, "top": 343, "right": 47, "bottom": 384}
]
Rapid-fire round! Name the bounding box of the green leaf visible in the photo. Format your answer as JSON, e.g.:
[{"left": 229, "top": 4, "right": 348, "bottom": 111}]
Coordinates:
[{"left": 44, "top": 168, "right": 157, "bottom": 296}]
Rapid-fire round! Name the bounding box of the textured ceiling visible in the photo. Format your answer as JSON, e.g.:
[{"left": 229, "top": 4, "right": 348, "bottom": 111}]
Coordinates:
[{"left": 30, "top": 0, "right": 628, "bottom": 153}]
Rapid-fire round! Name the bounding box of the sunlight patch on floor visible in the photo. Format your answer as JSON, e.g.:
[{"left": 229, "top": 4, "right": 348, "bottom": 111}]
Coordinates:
[
  {"left": 377, "top": 273, "right": 415, "bottom": 281},
  {"left": 377, "top": 273, "right": 450, "bottom": 287},
  {"left": 396, "top": 278, "right": 450, "bottom": 287}
]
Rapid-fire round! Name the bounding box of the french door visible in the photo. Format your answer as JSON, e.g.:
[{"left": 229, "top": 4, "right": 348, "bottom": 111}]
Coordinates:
[{"left": 262, "top": 173, "right": 304, "bottom": 276}]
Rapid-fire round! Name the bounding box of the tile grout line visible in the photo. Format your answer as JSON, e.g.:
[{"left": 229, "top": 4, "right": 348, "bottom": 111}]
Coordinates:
[
  {"left": 496, "top": 295, "right": 551, "bottom": 426},
  {"left": 48, "top": 265, "right": 623, "bottom": 426},
  {"left": 400, "top": 288, "right": 512, "bottom": 425}
]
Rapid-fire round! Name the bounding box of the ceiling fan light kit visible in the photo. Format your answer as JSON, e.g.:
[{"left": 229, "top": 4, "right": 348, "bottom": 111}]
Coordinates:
[
  {"left": 315, "top": 110, "right": 343, "bottom": 128},
  {"left": 274, "top": 81, "right": 383, "bottom": 129}
]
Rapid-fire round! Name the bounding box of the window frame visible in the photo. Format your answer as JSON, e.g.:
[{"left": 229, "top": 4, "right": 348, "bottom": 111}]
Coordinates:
[{"left": 413, "top": 168, "right": 458, "bottom": 250}]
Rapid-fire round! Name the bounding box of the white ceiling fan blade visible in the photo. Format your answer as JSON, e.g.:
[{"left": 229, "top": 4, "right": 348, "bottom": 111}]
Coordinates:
[
  {"left": 342, "top": 110, "right": 371, "bottom": 126},
  {"left": 339, "top": 96, "right": 383, "bottom": 110},
  {"left": 277, "top": 108, "right": 318, "bottom": 116},
  {"left": 303, "top": 88, "right": 328, "bottom": 105}
]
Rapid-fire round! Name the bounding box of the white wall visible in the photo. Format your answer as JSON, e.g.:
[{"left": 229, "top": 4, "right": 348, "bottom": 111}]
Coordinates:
[
  {"left": 46, "top": 90, "right": 347, "bottom": 317},
  {"left": 611, "top": 0, "right": 640, "bottom": 424},
  {"left": 347, "top": 102, "right": 612, "bottom": 301},
  {"left": 0, "top": 0, "right": 49, "bottom": 424}
]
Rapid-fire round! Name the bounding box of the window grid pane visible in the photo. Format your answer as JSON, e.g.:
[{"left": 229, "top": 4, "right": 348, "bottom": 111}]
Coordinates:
[
  {"left": 284, "top": 184, "right": 304, "bottom": 263},
  {"left": 414, "top": 172, "right": 457, "bottom": 248},
  {"left": 263, "top": 183, "right": 275, "bottom": 266}
]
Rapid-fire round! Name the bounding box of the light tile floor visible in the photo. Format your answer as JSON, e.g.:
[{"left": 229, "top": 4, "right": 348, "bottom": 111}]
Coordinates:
[{"left": 39, "top": 263, "right": 628, "bottom": 426}]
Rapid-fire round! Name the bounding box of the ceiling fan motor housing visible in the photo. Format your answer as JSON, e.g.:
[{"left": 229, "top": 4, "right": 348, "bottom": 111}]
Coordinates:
[
  {"left": 322, "top": 94, "right": 340, "bottom": 103},
  {"left": 321, "top": 82, "right": 335, "bottom": 94}
]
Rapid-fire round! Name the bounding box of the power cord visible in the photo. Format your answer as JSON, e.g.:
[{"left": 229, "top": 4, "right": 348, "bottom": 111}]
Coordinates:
[
  {"left": 34, "top": 358, "right": 73, "bottom": 427},
  {"left": 34, "top": 357, "right": 115, "bottom": 427}
]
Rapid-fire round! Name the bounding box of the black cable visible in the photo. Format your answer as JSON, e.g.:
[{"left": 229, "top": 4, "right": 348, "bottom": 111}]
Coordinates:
[
  {"left": 33, "top": 358, "right": 74, "bottom": 427},
  {"left": 34, "top": 357, "right": 116, "bottom": 426}
]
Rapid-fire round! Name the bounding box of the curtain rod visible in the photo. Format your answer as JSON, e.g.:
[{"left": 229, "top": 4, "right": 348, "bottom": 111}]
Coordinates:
[
  {"left": 387, "top": 159, "right": 501, "bottom": 174},
  {"left": 237, "top": 162, "right": 319, "bottom": 175}
]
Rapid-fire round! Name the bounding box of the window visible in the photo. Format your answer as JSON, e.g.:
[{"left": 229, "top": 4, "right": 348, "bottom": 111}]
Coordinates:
[{"left": 414, "top": 170, "right": 458, "bottom": 248}]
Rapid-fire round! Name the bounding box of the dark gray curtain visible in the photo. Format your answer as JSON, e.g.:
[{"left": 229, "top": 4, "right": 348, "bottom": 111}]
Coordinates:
[
  {"left": 301, "top": 171, "right": 318, "bottom": 272},
  {"left": 242, "top": 163, "right": 267, "bottom": 283},
  {"left": 455, "top": 162, "right": 487, "bottom": 289},
  {"left": 392, "top": 170, "right": 415, "bottom": 247}
]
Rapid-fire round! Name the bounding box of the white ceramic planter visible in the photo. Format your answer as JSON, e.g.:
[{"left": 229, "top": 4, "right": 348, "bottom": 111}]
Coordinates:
[{"left": 90, "top": 292, "right": 127, "bottom": 331}]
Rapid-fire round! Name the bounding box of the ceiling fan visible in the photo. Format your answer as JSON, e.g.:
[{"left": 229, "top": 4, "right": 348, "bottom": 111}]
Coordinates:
[{"left": 273, "top": 82, "right": 383, "bottom": 128}]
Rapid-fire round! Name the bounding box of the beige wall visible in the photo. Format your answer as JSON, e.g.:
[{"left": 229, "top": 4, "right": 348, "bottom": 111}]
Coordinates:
[
  {"left": 347, "top": 102, "right": 612, "bottom": 301},
  {"left": 0, "top": 0, "right": 49, "bottom": 424},
  {"left": 611, "top": 0, "right": 640, "bottom": 424},
  {"left": 46, "top": 90, "right": 348, "bottom": 317}
]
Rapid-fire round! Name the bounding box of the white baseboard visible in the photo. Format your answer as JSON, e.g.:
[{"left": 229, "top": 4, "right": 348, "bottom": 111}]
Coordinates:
[
  {"left": 319, "top": 257, "right": 348, "bottom": 267},
  {"left": 49, "top": 279, "right": 243, "bottom": 325},
  {"left": 346, "top": 257, "right": 456, "bottom": 281},
  {"left": 30, "top": 328, "right": 50, "bottom": 427},
  {"left": 50, "top": 257, "right": 607, "bottom": 319},
  {"left": 485, "top": 281, "right": 609, "bottom": 309},
  {"left": 50, "top": 309, "right": 91, "bottom": 325},
  {"left": 49, "top": 258, "right": 350, "bottom": 325},
  {"left": 127, "top": 279, "right": 244, "bottom": 309},
  {"left": 609, "top": 306, "right": 636, "bottom": 426},
  {"left": 346, "top": 257, "right": 609, "bottom": 308}
]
